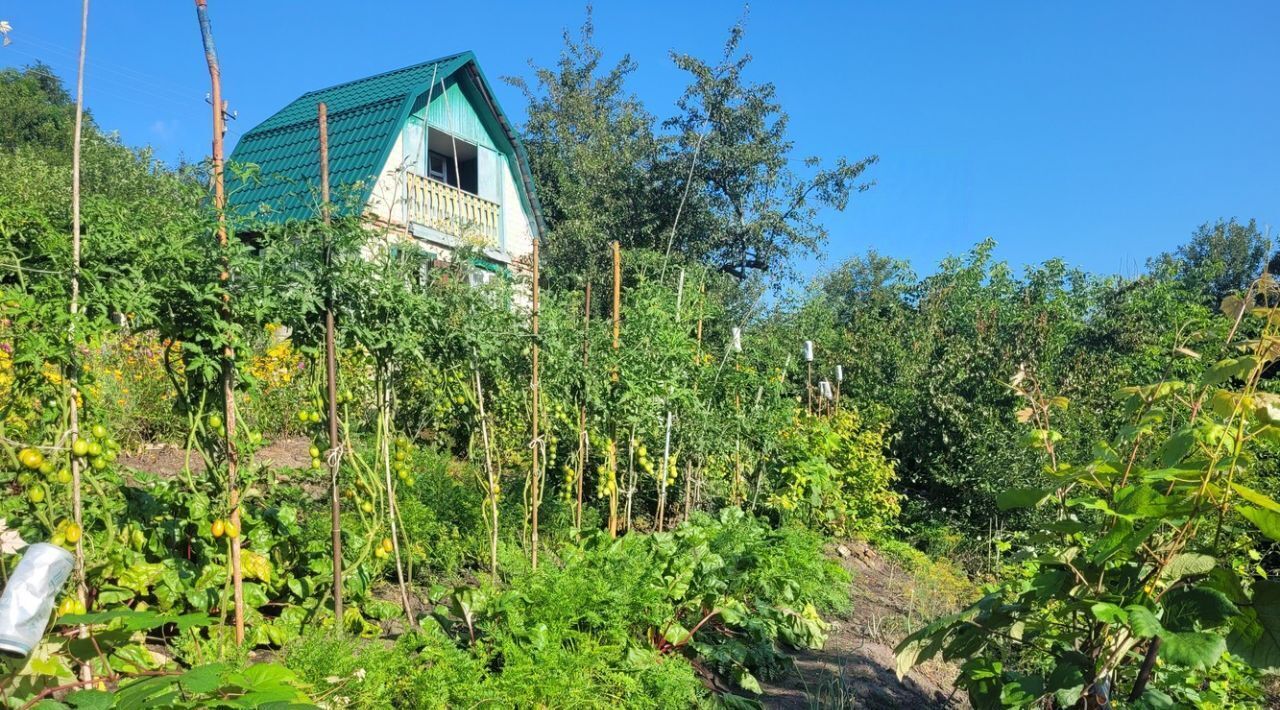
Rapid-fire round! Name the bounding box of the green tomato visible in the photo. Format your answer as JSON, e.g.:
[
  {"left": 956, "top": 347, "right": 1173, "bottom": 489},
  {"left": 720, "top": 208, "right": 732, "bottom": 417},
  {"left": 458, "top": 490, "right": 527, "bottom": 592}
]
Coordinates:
[{"left": 90, "top": 424, "right": 107, "bottom": 440}]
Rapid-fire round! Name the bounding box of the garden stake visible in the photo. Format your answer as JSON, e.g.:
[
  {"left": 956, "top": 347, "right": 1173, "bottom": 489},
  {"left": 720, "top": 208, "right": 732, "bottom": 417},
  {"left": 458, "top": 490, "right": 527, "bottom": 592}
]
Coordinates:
[
  {"left": 68, "top": 0, "right": 90, "bottom": 681},
  {"left": 657, "top": 411, "right": 673, "bottom": 531},
  {"left": 472, "top": 365, "right": 499, "bottom": 578},
  {"left": 378, "top": 371, "right": 415, "bottom": 626},
  {"left": 529, "top": 237, "right": 541, "bottom": 570},
  {"left": 575, "top": 279, "right": 591, "bottom": 529},
  {"left": 318, "top": 101, "right": 343, "bottom": 631},
  {"left": 194, "top": 0, "right": 244, "bottom": 645}
]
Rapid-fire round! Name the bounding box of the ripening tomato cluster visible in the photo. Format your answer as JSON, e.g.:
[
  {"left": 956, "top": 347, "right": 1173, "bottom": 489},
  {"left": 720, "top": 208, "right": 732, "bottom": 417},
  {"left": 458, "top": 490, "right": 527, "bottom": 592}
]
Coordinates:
[{"left": 15, "top": 423, "right": 120, "bottom": 509}]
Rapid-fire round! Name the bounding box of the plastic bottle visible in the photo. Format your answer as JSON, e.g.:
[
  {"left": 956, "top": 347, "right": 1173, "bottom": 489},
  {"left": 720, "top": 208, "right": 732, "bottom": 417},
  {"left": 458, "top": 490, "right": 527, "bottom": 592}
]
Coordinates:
[{"left": 0, "top": 543, "right": 75, "bottom": 657}]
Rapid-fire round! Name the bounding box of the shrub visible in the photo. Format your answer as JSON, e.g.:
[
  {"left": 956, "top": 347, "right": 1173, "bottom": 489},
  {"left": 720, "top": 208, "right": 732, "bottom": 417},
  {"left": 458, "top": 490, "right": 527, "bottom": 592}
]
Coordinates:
[{"left": 767, "top": 409, "right": 900, "bottom": 537}]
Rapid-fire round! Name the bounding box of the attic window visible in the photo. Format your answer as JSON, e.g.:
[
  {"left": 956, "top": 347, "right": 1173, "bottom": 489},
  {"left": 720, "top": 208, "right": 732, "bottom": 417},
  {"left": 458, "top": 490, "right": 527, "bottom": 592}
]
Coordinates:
[
  {"left": 422, "top": 130, "right": 479, "bottom": 195},
  {"left": 427, "top": 151, "right": 455, "bottom": 187}
]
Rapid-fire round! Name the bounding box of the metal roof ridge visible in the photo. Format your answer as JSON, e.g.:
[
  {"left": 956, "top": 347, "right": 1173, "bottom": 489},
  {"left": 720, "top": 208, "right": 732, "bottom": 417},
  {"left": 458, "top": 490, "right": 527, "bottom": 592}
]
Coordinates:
[{"left": 295, "top": 50, "right": 473, "bottom": 101}]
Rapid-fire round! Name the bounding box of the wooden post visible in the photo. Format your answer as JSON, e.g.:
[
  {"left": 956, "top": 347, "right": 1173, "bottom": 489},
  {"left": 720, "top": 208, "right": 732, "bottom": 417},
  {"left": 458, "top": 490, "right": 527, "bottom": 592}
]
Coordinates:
[
  {"left": 612, "top": 241, "right": 621, "bottom": 351},
  {"left": 574, "top": 280, "right": 591, "bottom": 529},
  {"left": 318, "top": 101, "right": 344, "bottom": 631},
  {"left": 68, "top": 0, "right": 90, "bottom": 682},
  {"left": 694, "top": 280, "right": 706, "bottom": 365},
  {"left": 530, "top": 238, "right": 541, "bottom": 570},
  {"left": 194, "top": 0, "right": 243, "bottom": 645}
]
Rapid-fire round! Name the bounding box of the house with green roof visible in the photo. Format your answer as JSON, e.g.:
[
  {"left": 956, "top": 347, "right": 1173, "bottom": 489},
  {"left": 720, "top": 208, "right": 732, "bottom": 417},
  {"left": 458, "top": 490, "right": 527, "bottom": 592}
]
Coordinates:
[{"left": 228, "top": 51, "right": 544, "bottom": 275}]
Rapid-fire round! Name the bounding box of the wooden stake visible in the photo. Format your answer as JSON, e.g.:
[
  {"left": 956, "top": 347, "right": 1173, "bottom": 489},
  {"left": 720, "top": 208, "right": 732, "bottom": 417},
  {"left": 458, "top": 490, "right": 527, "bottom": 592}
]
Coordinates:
[
  {"left": 612, "top": 241, "right": 621, "bottom": 351},
  {"left": 194, "top": 0, "right": 243, "bottom": 645},
  {"left": 69, "top": 0, "right": 90, "bottom": 682},
  {"left": 530, "top": 238, "right": 541, "bottom": 570},
  {"left": 318, "top": 101, "right": 344, "bottom": 631}
]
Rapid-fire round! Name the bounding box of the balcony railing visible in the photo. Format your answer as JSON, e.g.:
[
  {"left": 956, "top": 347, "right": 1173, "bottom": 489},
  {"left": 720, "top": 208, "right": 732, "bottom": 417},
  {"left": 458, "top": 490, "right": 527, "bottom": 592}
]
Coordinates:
[{"left": 406, "top": 172, "right": 500, "bottom": 245}]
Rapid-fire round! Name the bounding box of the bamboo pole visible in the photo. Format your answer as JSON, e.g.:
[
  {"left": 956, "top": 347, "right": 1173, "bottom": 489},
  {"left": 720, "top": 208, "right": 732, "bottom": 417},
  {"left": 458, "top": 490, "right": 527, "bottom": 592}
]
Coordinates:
[
  {"left": 318, "top": 101, "right": 344, "bottom": 631},
  {"left": 574, "top": 280, "right": 591, "bottom": 529},
  {"left": 657, "top": 411, "right": 673, "bottom": 531},
  {"left": 606, "top": 439, "right": 618, "bottom": 537},
  {"left": 194, "top": 0, "right": 243, "bottom": 645},
  {"left": 378, "top": 372, "right": 415, "bottom": 626},
  {"left": 68, "top": 0, "right": 90, "bottom": 682},
  {"left": 623, "top": 427, "right": 636, "bottom": 532},
  {"left": 529, "top": 238, "right": 541, "bottom": 570},
  {"left": 472, "top": 365, "right": 499, "bottom": 577}
]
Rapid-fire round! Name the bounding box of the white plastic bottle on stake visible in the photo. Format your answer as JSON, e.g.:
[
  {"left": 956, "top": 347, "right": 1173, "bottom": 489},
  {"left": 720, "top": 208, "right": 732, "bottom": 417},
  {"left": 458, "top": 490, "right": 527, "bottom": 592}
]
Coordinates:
[{"left": 0, "top": 543, "right": 74, "bottom": 657}]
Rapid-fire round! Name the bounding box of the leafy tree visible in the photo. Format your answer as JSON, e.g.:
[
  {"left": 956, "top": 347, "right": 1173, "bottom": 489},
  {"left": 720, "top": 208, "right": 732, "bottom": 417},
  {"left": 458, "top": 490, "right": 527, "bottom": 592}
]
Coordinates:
[
  {"left": 1152, "top": 218, "right": 1272, "bottom": 303},
  {"left": 0, "top": 63, "right": 83, "bottom": 160},
  {"left": 507, "top": 10, "right": 663, "bottom": 291},
  {"left": 664, "top": 21, "right": 877, "bottom": 281}
]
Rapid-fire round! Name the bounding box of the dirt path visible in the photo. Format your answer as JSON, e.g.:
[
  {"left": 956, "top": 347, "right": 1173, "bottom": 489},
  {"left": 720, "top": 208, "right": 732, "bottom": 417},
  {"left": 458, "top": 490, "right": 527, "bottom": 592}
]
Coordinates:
[{"left": 760, "top": 541, "right": 969, "bottom": 709}]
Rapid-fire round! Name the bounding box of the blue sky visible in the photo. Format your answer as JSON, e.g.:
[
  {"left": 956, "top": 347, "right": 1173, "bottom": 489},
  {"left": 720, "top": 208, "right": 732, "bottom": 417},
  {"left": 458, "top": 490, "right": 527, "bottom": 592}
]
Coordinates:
[{"left": 2, "top": 1, "right": 1277, "bottom": 279}]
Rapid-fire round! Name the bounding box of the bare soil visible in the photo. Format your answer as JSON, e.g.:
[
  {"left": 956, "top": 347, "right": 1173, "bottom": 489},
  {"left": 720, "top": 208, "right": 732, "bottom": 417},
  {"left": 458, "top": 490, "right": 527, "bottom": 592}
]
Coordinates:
[
  {"left": 760, "top": 540, "right": 969, "bottom": 709},
  {"left": 117, "top": 436, "right": 316, "bottom": 477}
]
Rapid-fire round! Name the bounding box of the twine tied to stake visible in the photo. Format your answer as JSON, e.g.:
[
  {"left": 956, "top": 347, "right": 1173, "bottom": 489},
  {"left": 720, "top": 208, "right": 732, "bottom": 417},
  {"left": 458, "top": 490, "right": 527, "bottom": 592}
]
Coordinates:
[{"left": 325, "top": 444, "right": 346, "bottom": 470}]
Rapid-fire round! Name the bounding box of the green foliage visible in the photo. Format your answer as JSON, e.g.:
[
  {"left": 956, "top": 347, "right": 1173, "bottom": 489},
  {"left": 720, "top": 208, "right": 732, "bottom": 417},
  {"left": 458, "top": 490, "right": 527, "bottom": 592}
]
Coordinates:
[
  {"left": 766, "top": 410, "right": 899, "bottom": 537},
  {"left": 1151, "top": 218, "right": 1274, "bottom": 304},
  {"left": 285, "top": 509, "right": 845, "bottom": 706},
  {"left": 512, "top": 12, "right": 875, "bottom": 285},
  {"left": 895, "top": 293, "right": 1280, "bottom": 707}
]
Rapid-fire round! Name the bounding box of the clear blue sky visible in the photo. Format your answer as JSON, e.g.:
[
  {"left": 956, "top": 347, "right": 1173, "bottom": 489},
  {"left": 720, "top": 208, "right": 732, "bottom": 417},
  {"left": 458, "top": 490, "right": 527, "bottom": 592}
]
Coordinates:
[{"left": 2, "top": 1, "right": 1277, "bottom": 278}]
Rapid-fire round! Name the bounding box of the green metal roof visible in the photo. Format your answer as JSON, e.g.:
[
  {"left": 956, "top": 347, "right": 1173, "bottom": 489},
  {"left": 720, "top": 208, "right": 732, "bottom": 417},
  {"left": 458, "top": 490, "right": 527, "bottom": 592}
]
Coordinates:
[{"left": 227, "top": 51, "right": 544, "bottom": 237}]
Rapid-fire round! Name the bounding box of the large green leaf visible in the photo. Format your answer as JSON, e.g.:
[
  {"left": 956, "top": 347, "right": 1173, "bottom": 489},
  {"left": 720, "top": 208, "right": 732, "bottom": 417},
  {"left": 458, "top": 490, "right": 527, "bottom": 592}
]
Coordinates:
[
  {"left": 997, "top": 486, "right": 1054, "bottom": 510},
  {"left": 1201, "top": 356, "right": 1257, "bottom": 386},
  {"left": 1163, "top": 586, "right": 1239, "bottom": 631},
  {"left": 1126, "top": 606, "right": 1162, "bottom": 638},
  {"left": 1239, "top": 506, "right": 1280, "bottom": 541},
  {"left": 1232, "top": 482, "right": 1280, "bottom": 513},
  {"left": 1160, "top": 631, "right": 1226, "bottom": 670},
  {"left": 1090, "top": 602, "right": 1128, "bottom": 624},
  {"left": 1162, "top": 553, "right": 1216, "bottom": 581},
  {"left": 1228, "top": 580, "right": 1280, "bottom": 671}
]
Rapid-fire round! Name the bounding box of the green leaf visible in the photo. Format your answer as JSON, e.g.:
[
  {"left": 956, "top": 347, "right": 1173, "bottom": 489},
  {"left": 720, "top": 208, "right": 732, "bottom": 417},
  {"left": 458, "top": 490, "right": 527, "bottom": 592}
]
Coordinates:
[
  {"left": 1201, "top": 356, "right": 1256, "bottom": 386},
  {"left": 1160, "top": 631, "right": 1226, "bottom": 670},
  {"left": 1090, "top": 602, "right": 1128, "bottom": 624},
  {"left": 1047, "top": 661, "right": 1086, "bottom": 708},
  {"left": 997, "top": 487, "right": 1054, "bottom": 510},
  {"left": 179, "top": 663, "right": 227, "bottom": 694},
  {"left": 1126, "top": 606, "right": 1163, "bottom": 638},
  {"left": 64, "top": 690, "right": 113, "bottom": 710},
  {"left": 736, "top": 669, "right": 762, "bottom": 694},
  {"left": 1163, "top": 586, "right": 1239, "bottom": 631},
  {"left": 1239, "top": 506, "right": 1280, "bottom": 541},
  {"left": 1227, "top": 579, "right": 1280, "bottom": 671},
  {"left": 1163, "top": 553, "right": 1216, "bottom": 581},
  {"left": 1157, "top": 429, "right": 1196, "bottom": 467},
  {"left": 1232, "top": 482, "right": 1280, "bottom": 513}
]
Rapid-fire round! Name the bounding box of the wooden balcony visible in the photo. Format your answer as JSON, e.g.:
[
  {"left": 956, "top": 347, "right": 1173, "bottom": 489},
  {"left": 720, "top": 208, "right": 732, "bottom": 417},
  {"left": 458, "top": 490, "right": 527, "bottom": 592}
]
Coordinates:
[{"left": 406, "top": 172, "right": 500, "bottom": 245}]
